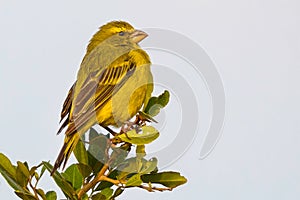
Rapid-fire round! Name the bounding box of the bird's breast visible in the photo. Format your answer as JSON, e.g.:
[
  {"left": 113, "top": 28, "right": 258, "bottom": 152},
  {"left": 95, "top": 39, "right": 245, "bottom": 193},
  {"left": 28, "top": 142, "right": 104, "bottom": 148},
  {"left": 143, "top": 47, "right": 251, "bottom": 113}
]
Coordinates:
[{"left": 98, "top": 64, "right": 152, "bottom": 127}]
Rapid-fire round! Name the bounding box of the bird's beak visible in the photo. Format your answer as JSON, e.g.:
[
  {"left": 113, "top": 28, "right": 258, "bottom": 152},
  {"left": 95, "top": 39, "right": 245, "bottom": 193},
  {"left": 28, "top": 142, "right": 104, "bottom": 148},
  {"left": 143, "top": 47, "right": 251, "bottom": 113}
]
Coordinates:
[{"left": 130, "top": 30, "right": 148, "bottom": 43}]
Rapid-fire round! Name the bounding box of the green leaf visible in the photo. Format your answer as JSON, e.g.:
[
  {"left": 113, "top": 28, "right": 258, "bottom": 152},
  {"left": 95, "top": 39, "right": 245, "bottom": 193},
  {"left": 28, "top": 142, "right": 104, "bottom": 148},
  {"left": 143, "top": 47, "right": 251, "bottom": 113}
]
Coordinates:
[
  {"left": 117, "top": 126, "right": 159, "bottom": 145},
  {"left": 139, "top": 158, "right": 158, "bottom": 174},
  {"left": 62, "top": 164, "right": 83, "bottom": 190},
  {"left": 95, "top": 170, "right": 118, "bottom": 191},
  {"left": 116, "top": 158, "right": 139, "bottom": 180},
  {"left": 23, "top": 162, "right": 30, "bottom": 170},
  {"left": 36, "top": 188, "right": 46, "bottom": 199},
  {"left": 0, "top": 154, "right": 25, "bottom": 192},
  {"left": 110, "top": 187, "right": 124, "bottom": 200},
  {"left": 0, "top": 153, "right": 16, "bottom": 178},
  {"left": 40, "top": 165, "right": 46, "bottom": 178},
  {"left": 138, "top": 111, "right": 158, "bottom": 123},
  {"left": 82, "top": 194, "right": 89, "bottom": 200},
  {"left": 116, "top": 157, "right": 156, "bottom": 180},
  {"left": 0, "top": 166, "right": 25, "bottom": 192},
  {"left": 100, "top": 188, "right": 113, "bottom": 199},
  {"left": 143, "top": 90, "right": 170, "bottom": 117},
  {"left": 29, "top": 166, "right": 38, "bottom": 177},
  {"left": 109, "top": 143, "right": 130, "bottom": 169},
  {"left": 15, "top": 191, "right": 37, "bottom": 200},
  {"left": 91, "top": 193, "right": 106, "bottom": 200},
  {"left": 88, "top": 129, "right": 109, "bottom": 164},
  {"left": 126, "top": 174, "right": 142, "bottom": 187},
  {"left": 16, "top": 161, "right": 30, "bottom": 187},
  {"left": 45, "top": 191, "right": 57, "bottom": 200},
  {"left": 76, "top": 163, "right": 92, "bottom": 178},
  {"left": 91, "top": 189, "right": 113, "bottom": 200},
  {"left": 87, "top": 129, "right": 109, "bottom": 174},
  {"left": 141, "top": 172, "right": 187, "bottom": 188},
  {"left": 42, "top": 162, "right": 76, "bottom": 198},
  {"left": 89, "top": 158, "right": 104, "bottom": 175},
  {"left": 73, "top": 139, "right": 89, "bottom": 165},
  {"left": 89, "top": 127, "right": 99, "bottom": 140}
]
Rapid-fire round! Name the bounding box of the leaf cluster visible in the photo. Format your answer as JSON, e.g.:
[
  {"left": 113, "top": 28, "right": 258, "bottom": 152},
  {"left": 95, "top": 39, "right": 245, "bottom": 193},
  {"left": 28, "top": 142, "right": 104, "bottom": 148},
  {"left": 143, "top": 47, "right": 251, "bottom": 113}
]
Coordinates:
[{"left": 0, "top": 90, "right": 187, "bottom": 200}]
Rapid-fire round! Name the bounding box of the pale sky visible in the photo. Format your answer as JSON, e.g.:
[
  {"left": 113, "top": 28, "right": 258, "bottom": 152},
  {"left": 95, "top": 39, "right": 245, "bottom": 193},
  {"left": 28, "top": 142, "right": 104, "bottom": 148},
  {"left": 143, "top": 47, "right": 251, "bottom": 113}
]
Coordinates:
[{"left": 1, "top": 0, "right": 300, "bottom": 199}]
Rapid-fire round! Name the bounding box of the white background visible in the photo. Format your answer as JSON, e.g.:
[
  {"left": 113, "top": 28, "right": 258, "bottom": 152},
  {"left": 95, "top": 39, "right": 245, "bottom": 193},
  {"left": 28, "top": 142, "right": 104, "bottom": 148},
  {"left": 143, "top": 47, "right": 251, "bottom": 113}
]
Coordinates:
[{"left": 0, "top": 0, "right": 300, "bottom": 199}]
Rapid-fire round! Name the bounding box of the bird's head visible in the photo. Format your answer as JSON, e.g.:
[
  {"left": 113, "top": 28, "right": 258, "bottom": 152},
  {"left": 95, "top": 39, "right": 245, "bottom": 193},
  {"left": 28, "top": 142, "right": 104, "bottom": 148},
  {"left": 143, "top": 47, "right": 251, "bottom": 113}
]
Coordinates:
[{"left": 86, "top": 21, "right": 148, "bottom": 54}]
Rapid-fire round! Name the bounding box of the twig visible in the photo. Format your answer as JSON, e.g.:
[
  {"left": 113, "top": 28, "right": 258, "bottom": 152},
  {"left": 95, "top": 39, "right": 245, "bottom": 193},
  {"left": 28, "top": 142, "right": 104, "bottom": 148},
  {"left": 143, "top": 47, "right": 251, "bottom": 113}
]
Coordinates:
[
  {"left": 28, "top": 176, "right": 39, "bottom": 199},
  {"left": 138, "top": 185, "right": 172, "bottom": 192},
  {"left": 77, "top": 163, "right": 109, "bottom": 198},
  {"left": 77, "top": 115, "right": 143, "bottom": 199},
  {"left": 100, "top": 176, "right": 125, "bottom": 185}
]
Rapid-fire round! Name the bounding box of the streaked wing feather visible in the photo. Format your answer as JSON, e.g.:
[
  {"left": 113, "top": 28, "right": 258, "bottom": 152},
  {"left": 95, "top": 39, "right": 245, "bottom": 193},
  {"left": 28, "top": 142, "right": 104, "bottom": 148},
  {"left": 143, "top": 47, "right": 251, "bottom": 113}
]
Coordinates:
[
  {"left": 65, "top": 61, "right": 135, "bottom": 136},
  {"left": 57, "top": 83, "right": 75, "bottom": 134},
  {"left": 60, "top": 82, "right": 75, "bottom": 122}
]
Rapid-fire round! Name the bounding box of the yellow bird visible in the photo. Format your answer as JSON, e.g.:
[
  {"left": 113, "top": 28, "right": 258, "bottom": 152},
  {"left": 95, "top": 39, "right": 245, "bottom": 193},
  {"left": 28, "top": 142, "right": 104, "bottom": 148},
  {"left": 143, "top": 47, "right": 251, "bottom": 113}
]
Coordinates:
[{"left": 51, "top": 21, "right": 153, "bottom": 175}]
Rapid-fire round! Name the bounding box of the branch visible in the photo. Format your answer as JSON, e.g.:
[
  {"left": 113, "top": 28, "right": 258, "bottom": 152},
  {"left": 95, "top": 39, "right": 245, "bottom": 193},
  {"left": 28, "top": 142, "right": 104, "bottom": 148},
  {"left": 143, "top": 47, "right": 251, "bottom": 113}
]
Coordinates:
[
  {"left": 138, "top": 185, "right": 173, "bottom": 192},
  {"left": 77, "top": 163, "right": 109, "bottom": 198}
]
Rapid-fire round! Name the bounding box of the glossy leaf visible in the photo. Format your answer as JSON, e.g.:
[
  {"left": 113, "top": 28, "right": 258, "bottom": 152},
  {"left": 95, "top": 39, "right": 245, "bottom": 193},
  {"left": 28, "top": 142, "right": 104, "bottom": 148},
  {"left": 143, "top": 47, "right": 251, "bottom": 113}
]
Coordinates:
[
  {"left": 0, "top": 167, "right": 25, "bottom": 192},
  {"left": 36, "top": 188, "right": 46, "bottom": 199},
  {"left": 117, "top": 157, "right": 157, "bottom": 181},
  {"left": 0, "top": 153, "right": 16, "bottom": 178},
  {"left": 117, "top": 126, "right": 159, "bottom": 145},
  {"left": 62, "top": 164, "right": 83, "bottom": 190},
  {"left": 141, "top": 172, "right": 187, "bottom": 188},
  {"left": 138, "top": 111, "right": 158, "bottom": 123},
  {"left": 91, "top": 193, "right": 106, "bottom": 200},
  {"left": 95, "top": 170, "right": 118, "bottom": 191},
  {"left": 110, "top": 187, "right": 124, "bottom": 199},
  {"left": 139, "top": 158, "right": 158, "bottom": 174},
  {"left": 29, "top": 164, "right": 41, "bottom": 177},
  {"left": 15, "top": 191, "right": 37, "bottom": 200},
  {"left": 40, "top": 165, "right": 46, "bottom": 178},
  {"left": 76, "top": 163, "right": 92, "bottom": 178},
  {"left": 116, "top": 157, "right": 139, "bottom": 180},
  {"left": 88, "top": 129, "right": 109, "bottom": 164},
  {"left": 45, "top": 191, "right": 57, "bottom": 200},
  {"left": 100, "top": 188, "right": 113, "bottom": 199},
  {"left": 73, "top": 139, "right": 89, "bottom": 166},
  {"left": 143, "top": 90, "right": 170, "bottom": 117},
  {"left": 82, "top": 194, "right": 89, "bottom": 200},
  {"left": 109, "top": 143, "right": 130, "bottom": 169},
  {"left": 87, "top": 129, "right": 109, "bottom": 174},
  {"left": 16, "top": 161, "right": 30, "bottom": 187},
  {"left": 126, "top": 174, "right": 142, "bottom": 187},
  {"left": 42, "top": 162, "right": 76, "bottom": 198}
]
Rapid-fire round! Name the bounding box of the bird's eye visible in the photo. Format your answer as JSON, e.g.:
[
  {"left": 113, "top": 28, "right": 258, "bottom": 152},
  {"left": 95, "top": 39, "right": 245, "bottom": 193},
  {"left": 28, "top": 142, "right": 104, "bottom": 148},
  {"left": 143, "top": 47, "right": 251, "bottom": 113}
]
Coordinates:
[{"left": 119, "top": 31, "right": 125, "bottom": 36}]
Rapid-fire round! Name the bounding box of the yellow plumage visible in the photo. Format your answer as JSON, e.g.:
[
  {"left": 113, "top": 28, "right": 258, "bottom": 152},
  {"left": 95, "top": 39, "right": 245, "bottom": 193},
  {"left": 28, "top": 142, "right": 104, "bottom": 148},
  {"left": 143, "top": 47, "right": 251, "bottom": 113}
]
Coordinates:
[{"left": 51, "top": 21, "right": 153, "bottom": 175}]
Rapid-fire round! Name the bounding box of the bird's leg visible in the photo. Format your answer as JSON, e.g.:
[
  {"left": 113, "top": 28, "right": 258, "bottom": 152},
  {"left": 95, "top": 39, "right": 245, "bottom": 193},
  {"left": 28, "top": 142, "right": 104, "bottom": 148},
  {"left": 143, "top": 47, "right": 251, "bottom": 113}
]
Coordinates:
[
  {"left": 133, "top": 114, "right": 141, "bottom": 125},
  {"left": 120, "top": 123, "right": 132, "bottom": 140},
  {"left": 121, "top": 119, "right": 136, "bottom": 132},
  {"left": 137, "top": 111, "right": 155, "bottom": 125},
  {"left": 119, "top": 113, "right": 150, "bottom": 141}
]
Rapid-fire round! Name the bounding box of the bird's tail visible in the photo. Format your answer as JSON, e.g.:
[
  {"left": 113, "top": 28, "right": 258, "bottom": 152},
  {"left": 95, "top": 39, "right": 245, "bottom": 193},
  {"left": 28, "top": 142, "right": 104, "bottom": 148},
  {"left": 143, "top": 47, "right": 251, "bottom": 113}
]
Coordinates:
[{"left": 51, "top": 133, "right": 80, "bottom": 176}]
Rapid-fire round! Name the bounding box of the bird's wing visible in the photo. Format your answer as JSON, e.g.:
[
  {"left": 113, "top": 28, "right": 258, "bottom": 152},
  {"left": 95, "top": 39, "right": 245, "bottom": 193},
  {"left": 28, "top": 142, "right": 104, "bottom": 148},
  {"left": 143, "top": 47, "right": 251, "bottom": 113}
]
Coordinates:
[
  {"left": 65, "top": 58, "right": 136, "bottom": 136},
  {"left": 56, "top": 82, "right": 75, "bottom": 134},
  {"left": 60, "top": 83, "right": 75, "bottom": 121}
]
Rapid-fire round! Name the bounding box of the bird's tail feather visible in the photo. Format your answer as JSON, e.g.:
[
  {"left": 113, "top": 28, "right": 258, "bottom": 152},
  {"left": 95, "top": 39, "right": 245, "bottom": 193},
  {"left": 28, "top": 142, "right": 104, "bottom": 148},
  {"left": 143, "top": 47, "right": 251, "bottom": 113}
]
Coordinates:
[{"left": 51, "top": 133, "right": 80, "bottom": 176}]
